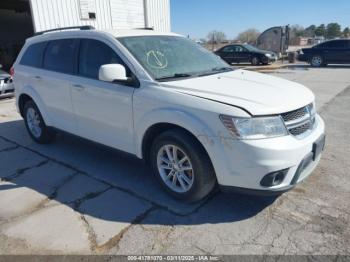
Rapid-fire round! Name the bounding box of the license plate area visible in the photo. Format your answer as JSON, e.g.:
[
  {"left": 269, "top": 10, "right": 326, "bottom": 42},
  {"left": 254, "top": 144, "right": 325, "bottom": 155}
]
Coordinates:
[{"left": 312, "top": 134, "right": 326, "bottom": 161}]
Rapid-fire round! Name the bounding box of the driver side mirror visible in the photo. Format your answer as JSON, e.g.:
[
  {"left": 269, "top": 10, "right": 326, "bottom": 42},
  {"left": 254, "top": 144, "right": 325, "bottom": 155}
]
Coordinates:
[{"left": 99, "top": 64, "right": 128, "bottom": 82}]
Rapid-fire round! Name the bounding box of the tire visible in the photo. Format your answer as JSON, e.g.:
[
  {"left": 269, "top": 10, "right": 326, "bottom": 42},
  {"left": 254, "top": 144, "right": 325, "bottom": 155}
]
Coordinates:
[
  {"left": 310, "top": 55, "right": 323, "bottom": 67},
  {"left": 23, "top": 100, "right": 55, "bottom": 144},
  {"left": 150, "top": 129, "right": 217, "bottom": 202},
  {"left": 251, "top": 56, "right": 260, "bottom": 66}
]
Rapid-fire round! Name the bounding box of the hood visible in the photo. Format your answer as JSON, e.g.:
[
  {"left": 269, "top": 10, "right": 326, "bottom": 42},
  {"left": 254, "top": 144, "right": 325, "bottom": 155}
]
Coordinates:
[
  {"left": 0, "top": 70, "right": 10, "bottom": 80},
  {"left": 162, "top": 70, "right": 314, "bottom": 116}
]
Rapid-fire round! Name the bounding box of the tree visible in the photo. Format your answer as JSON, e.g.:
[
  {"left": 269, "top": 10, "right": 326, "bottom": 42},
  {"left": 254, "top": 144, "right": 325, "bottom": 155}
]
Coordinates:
[
  {"left": 207, "top": 31, "right": 227, "bottom": 44},
  {"left": 304, "top": 25, "right": 316, "bottom": 37},
  {"left": 315, "top": 24, "right": 326, "bottom": 37},
  {"left": 235, "top": 28, "right": 260, "bottom": 44},
  {"left": 326, "top": 23, "right": 342, "bottom": 39},
  {"left": 343, "top": 27, "right": 350, "bottom": 38},
  {"left": 290, "top": 24, "right": 305, "bottom": 37}
]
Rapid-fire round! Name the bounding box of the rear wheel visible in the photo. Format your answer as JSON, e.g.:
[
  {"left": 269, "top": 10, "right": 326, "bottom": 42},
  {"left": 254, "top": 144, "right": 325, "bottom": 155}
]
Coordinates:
[
  {"left": 310, "top": 55, "right": 323, "bottom": 67},
  {"left": 23, "top": 100, "right": 55, "bottom": 144},
  {"left": 150, "top": 129, "right": 217, "bottom": 202}
]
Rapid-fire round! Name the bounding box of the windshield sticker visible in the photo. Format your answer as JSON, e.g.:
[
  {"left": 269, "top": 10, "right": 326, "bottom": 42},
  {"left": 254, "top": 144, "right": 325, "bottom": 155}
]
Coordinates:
[{"left": 146, "top": 50, "right": 168, "bottom": 69}]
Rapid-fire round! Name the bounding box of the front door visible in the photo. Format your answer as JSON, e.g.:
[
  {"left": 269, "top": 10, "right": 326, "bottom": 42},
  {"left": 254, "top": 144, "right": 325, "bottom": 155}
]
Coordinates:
[{"left": 70, "top": 39, "right": 135, "bottom": 154}]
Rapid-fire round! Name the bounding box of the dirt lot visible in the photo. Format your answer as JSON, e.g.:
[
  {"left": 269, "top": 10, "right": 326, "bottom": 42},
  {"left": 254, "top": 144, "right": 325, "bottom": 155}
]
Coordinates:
[{"left": 0, "top": 66, "right": 349, "bottom": 255}]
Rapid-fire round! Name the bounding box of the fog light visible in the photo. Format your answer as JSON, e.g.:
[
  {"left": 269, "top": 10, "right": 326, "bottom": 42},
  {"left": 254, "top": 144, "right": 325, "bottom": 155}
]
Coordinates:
[{"left": 260, "top": 169, "right": 289, "bottom": 187}]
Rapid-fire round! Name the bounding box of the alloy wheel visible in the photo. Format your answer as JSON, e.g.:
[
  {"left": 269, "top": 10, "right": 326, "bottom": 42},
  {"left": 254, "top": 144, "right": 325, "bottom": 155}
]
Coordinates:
[
  {"left": 157, "top": 145, "right": 194, "bottom": 193},
  {"left": 26, "top": 107, "right": 42, "bottom": 138}
]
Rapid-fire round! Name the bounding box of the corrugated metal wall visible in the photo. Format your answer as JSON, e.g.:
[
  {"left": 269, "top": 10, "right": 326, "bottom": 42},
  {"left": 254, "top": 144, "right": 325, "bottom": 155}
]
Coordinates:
[
  {"left": 110, "top": 0, "right": 144, "bottom": 29},
  {"left": 144, "top": 0, "right": 170, "bottom": 32},
  {"left": 29, "top": 0, "right": 170, "bottom": 33}
]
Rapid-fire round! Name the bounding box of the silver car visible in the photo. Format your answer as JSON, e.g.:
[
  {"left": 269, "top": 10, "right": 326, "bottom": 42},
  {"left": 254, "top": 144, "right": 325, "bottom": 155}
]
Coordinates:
[{"left": 0, "top": 66, "right": 14, "bottom": 98}]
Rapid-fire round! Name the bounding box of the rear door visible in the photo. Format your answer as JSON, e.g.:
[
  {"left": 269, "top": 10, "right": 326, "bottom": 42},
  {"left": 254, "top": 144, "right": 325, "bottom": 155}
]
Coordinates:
[
  {"left": 70, "top": 38, "right": 135, "bottom": 153},
  {"left": 40, "top": 39, "right": 79, "bottom": 133},
  {"left": 233, "top": 45, "right": 250, "bottom": 63}
]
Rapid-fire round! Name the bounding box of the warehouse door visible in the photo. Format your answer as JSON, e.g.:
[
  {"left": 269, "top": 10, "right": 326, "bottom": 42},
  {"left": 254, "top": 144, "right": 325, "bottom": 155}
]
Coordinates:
[
  {"left": 110, "top": 0, "right": 145, "bottom": 29},
  {"left": 0, "top": 0, "right": 34, "bottom": 70}
]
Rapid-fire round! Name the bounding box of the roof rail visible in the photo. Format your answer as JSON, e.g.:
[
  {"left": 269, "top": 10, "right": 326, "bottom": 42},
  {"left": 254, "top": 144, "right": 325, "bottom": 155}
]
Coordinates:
[
  {"left": 34, "top": 26, "right": 95, "bottom": 36},
  {"left": 135, "top": 27, "right": 154, "bottom": 30}
]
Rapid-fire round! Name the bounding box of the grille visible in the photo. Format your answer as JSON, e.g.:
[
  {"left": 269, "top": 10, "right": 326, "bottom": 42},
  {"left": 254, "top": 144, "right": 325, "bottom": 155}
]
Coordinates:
[
  {"left": 289, "top": 121, "right": 312, "bottom": 136},
  {"left": 281, "top": 104, "right": 315, "bottom": 137},
  {"left": 281, "top": 107, "right": 307, "bottom": 122}
]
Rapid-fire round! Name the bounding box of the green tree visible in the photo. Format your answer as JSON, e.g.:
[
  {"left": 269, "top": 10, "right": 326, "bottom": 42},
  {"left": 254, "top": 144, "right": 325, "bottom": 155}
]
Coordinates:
[
  {"left": 326, "top": 23, "right": 342, "bottom": 39},
  {"left": 315, "top": 24, "right": 326, "bottom": 37},
  {"left": 343, "top": 27, "right": 350, "bottom": 38},
  {"left": 304, "top": 25, "right": 316, "bottom": 37}
]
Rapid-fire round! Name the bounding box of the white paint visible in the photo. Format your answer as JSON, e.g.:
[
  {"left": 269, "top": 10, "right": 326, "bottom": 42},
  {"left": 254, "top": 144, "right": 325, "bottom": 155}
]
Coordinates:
[
  {"left": 29, "top": 0, "right": 170, "bottom": 32},
  {"left": 14, "top": 30, "right": 325, "bottom": 197}
]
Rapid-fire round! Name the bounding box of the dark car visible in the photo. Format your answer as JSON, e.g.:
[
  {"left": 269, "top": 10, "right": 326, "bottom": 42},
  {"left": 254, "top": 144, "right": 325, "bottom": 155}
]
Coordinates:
[
  {"left": 298, "top": 39, "right": 350, "bottom": 67},
  {"left": 215, "top": 44, "right": 278, "bottom": 66}
]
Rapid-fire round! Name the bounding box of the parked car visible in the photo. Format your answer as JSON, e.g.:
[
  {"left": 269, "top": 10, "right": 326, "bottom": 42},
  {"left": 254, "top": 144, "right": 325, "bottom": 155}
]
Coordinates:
[
  {"left": 0, "top": 65, "right": 14, "bottom": 99},
  {"left": 215, "top": 44, "right": 278, "bottom": 65},
  {"left": 298, "top": 39, "right": 350, "bottom": 67},
  {"left": 13, "top": 27, "right": 325, "bottom": 202}
]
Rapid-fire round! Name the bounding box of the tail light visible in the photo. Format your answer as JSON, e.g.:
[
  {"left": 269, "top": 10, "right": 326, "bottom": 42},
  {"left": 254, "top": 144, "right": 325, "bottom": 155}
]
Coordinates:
[{"left": 10, "top": 66, "right": 15, "bottom": 78}]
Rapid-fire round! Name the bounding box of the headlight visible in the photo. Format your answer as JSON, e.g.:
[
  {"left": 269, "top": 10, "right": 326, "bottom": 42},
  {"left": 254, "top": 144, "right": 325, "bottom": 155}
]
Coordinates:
[
  {"left": 265, "top": 53, "right": 272, "bottom": 57},
  {"left": 220, "top": 115, "right": 288, "bottom": 140}
]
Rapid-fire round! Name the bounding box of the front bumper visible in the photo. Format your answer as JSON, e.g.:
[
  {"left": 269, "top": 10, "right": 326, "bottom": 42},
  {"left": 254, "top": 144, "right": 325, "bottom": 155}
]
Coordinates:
[
  {"left": 297, "top": 54, "right": 308, "bottom": 62},
  {"left": 204, "top": 114, "right": 325, "bottom": 195},
  {"left": 262, "top": 56, "right": 278, "bottom": 64},
  {"left": 0, "top": 79, "right": 14, "bottom": 98}
]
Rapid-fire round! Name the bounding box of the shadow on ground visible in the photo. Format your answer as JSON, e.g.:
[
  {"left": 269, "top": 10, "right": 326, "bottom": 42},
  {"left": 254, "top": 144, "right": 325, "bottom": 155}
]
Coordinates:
[{"left": 0, "top": 119, "right": 277, "bottom": 226}]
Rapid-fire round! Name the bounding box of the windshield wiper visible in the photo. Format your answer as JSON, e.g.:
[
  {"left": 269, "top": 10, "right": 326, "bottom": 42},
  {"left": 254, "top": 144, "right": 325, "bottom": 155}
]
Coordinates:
[
  {"left": 156, "top": 73, "right": 193, "bottom": 81},
  {"left": 198, "top": 67, "right": 233, "bottom": 77}
]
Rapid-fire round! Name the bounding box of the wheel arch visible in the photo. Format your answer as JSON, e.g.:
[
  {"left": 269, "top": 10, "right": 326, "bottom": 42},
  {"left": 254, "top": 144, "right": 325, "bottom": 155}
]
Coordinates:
[
  {"left": 17, "top": 86, "right": 52, "bottom": 126},
  {"left": 140, "top": 110, "right": 220, "bottom": 165},
  {"left": 141, "top": 122, "right": 212, "bottom": 164}
]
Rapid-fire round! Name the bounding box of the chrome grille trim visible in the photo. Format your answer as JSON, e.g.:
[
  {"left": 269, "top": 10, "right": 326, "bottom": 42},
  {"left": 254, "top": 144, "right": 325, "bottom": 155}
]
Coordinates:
[{"left": 281, "top": 104, "right": 316, "bottom": 137}]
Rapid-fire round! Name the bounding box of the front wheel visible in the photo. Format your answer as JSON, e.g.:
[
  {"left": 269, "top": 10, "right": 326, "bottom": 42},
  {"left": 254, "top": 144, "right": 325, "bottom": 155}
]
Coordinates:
[
  {"left": 23, "top": 100, "right": 55, "bottom": 144},
  {"left": 251, "top": 56, "right": 260, "bottom": 66},
  {"left": 150, "top": 129, "right": 217, "bottom": 202},
  {"left": 310, "top": 55, "right": 324, "bottom": 67}
]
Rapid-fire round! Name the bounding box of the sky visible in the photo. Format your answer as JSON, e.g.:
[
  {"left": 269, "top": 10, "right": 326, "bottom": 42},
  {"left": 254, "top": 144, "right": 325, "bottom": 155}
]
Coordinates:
[{"left": 170, "top": 0, "right": 350, "bottom": 39}]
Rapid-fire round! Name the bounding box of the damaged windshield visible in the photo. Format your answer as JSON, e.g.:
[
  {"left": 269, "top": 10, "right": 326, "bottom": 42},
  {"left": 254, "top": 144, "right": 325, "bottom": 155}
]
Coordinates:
[{"left": 118, "top": 35, "right": 232, "bottom": 81}]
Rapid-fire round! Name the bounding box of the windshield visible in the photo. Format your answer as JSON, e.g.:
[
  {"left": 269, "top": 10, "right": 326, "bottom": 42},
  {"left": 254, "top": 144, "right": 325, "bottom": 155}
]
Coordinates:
[
  {"left": 243, "top": 44, "right": 260, "bottom": 52},
  {"left": 118, "top": 36, "right": 232, "bottom": 81}
]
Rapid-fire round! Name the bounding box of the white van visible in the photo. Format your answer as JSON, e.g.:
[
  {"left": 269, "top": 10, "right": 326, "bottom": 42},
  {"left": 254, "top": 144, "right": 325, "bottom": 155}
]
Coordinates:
[{"left": 13, "top": 27, "right": 325, "bottom": 202}]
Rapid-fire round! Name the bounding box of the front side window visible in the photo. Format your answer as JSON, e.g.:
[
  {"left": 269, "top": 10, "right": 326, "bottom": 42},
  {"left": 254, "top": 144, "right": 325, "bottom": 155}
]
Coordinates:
[
  {"left": 78, "top": 39, "right": 129, "bottom": 79},
  {"left": 20, "top": 42, "right": 47, "bottom": 68},
  {"left": 118, "top": 36, "right": 231, "bottom": 81},
  {"left": 43, "top": 39, "right": 77, "bottom": 74}
]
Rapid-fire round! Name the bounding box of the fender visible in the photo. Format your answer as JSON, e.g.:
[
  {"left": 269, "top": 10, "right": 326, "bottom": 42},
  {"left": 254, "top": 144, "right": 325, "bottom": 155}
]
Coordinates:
[
  {"left": 134, "top": 107, "right": 217, "bottom": 159},
  {"left": 19, "top": 85, "right": 52, "bottom": 126}
]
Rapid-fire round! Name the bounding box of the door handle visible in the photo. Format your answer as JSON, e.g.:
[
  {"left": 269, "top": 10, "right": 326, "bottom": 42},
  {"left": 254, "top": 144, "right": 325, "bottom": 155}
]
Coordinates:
[
  {"left": 34, "top": 76, "right": 42, "bottom": 80},
  {"left": 73, "top": 84, "right": 85, "bottom": 91}
]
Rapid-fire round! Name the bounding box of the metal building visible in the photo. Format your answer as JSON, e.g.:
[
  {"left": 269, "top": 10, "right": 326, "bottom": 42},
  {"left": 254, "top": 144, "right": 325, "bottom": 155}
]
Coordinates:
[{"left": 0, "top": 0, "right": 171, "bottom": 70}]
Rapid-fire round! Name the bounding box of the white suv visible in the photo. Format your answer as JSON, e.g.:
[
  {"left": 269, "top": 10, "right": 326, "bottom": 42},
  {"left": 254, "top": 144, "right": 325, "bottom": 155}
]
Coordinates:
[{"left": 13, "top": 27, "right": 325, "bottom": 202}]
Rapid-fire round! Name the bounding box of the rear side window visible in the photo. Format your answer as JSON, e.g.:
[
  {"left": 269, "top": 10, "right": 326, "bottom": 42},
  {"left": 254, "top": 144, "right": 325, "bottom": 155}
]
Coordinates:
[
  {"left": 20, "top": 42, "right": 47, "bottom": 68},
  {"left": 43, "top": 39, "right": 78, "bottom": 74},
  {"left": 222, "top": 46, "right": 235, "bottom": 52},
  {"left": 78, "top": 39, "right": 129, "bottom": 79}
]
